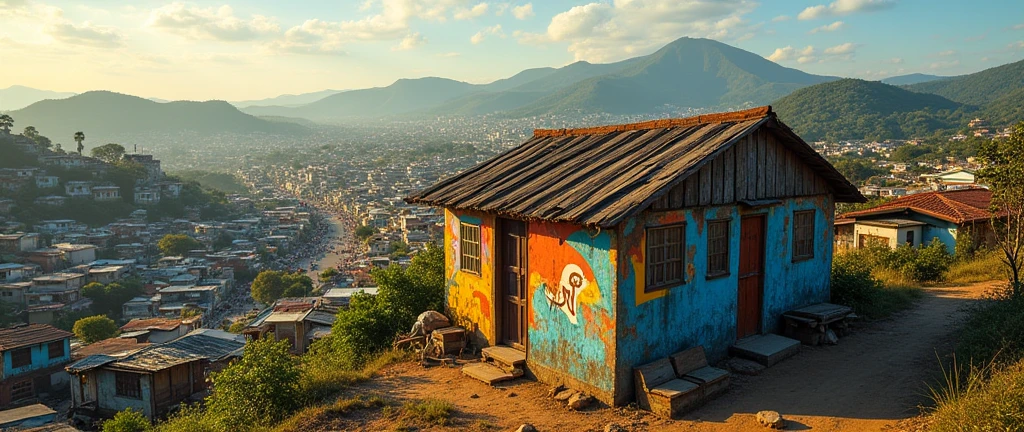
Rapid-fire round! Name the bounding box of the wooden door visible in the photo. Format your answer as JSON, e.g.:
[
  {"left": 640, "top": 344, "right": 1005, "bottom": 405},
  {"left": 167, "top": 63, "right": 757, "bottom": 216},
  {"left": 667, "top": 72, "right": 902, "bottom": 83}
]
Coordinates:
[
  {"left": 737, "top": 215, "right": 765, "bottom": 339},
  {"left": 499, "top": 219, "right": 528, "bottom": 350}
]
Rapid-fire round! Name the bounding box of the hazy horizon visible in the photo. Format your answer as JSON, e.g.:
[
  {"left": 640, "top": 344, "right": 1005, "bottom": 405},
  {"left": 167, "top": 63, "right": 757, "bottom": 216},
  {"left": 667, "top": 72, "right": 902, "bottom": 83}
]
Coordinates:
[{"left": 1, "top": 0, "right": 1022, "bottom": 102}]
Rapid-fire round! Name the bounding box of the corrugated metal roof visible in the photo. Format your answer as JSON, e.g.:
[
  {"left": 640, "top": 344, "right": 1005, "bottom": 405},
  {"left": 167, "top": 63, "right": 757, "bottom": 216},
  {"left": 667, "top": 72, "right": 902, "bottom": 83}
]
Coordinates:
[
  {"left": 0, "top": 324, "right": 72, "bottom": 352},
  {"left": 120, "top": 317, "right": 182, "bottom": 332},
  {"left": 406, "top": 106, "right": 863, "bottom": 228},
  {"left": 68, "top": 329, "right": 244, "bottom": 373}
]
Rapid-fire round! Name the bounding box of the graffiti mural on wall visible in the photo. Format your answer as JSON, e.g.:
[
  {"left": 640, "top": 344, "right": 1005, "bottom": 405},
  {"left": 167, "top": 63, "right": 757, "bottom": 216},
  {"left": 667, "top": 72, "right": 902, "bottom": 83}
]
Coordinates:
[{"left": 543, "top": 264, "right": 590, "bottom": 324}]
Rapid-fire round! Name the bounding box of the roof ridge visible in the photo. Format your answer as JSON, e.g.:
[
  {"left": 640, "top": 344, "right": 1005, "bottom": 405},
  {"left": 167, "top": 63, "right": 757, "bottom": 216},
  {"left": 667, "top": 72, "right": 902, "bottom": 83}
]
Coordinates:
[{"left": 533, "top": 106, "right": 773, "bottom": 138}]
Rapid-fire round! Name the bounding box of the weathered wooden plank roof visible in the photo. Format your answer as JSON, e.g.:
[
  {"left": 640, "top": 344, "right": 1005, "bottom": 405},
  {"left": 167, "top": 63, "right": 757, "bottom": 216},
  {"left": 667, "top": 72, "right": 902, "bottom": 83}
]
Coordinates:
[{"left": 406, "top": 106, "right": 863, "bottom": 228}]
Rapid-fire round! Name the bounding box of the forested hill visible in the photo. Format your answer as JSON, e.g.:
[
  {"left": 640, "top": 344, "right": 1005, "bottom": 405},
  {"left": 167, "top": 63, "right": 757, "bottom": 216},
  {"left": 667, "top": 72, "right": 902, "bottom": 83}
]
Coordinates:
[{"left": 773, "top": 79, "right": 968, "bottom": 141}]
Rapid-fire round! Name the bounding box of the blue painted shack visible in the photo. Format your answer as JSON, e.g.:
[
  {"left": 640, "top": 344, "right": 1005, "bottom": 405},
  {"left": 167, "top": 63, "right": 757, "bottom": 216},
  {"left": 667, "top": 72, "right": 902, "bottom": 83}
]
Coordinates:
[
  {"left": 406, "top": 106, "right": 865, "bottom": 405},
  {"left": 0, "top": 324, "right": 73, "bottom": 407}
]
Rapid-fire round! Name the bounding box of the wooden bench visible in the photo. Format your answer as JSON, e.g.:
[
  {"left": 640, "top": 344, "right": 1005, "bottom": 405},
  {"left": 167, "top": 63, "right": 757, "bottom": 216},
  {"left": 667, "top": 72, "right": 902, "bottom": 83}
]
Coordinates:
[
  {"left": 670, "top": 346, "right": 730, "bottom": 401},
  {"left": 634, "top": 358, "right": 701, "bottom": 419}
]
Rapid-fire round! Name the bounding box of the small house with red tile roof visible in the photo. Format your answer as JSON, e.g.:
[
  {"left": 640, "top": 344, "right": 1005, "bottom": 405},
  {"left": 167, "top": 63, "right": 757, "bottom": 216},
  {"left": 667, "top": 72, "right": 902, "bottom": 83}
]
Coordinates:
[
  {"left": 406, "top": 106, "right": 864, "bottom": 405},
  {"left": 837, "top": 189, "right": 997, "bottom": 253}
]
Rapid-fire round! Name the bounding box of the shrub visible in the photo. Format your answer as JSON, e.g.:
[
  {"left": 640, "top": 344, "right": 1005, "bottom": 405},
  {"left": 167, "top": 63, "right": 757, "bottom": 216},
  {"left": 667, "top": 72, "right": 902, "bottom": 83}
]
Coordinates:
[
  {"left": 102, "top": 408, "right": 151, "bottom": 432},
  {"left": 402, "top": 399, "right": 454, "bottom": 426},
  {"left": 944, "top": 249, "right": 1006, "bottom": 284},
  {"left": 955, "top": 292, "right": 1024, "bottom": 366},
  {"left": 832, "top": 250, "right": 923, "bottom": 319},
  {"left": 205, "top": 338, "right": 303, "bottom": 430}
]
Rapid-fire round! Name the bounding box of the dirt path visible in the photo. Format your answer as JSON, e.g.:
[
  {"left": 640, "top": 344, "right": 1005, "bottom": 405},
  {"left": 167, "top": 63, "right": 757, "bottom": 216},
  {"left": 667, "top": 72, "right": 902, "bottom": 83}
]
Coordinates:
[{"left": 354, "top": 282, "right": 999, "bottom": 432}]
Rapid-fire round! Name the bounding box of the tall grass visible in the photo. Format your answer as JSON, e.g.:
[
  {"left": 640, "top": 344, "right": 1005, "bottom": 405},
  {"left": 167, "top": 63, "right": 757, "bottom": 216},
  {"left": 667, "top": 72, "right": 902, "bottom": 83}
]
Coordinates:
[
  {"left": 943, "top": 250, "right": 1006, "bottom": 284},
  {"left": 929, "top": 357, "right": 1024, "bottom": 431}
]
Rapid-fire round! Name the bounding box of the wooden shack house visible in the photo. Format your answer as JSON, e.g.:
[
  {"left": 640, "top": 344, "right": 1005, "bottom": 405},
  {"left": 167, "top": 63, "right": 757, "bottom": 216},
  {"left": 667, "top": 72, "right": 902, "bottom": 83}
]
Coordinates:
[{"left": 406, "top": 106, "right": 865, "bottom": 405}]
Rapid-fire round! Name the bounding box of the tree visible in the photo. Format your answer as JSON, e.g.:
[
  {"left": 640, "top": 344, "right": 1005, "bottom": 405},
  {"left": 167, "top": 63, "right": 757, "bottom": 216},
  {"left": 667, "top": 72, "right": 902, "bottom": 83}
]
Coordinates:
[
  {"left": 81, "top": 281, "right": 143, "bottom": 320},
  {"left": 0, "top": 301, "right": 19, "bottom": 327},
  {"left": 73, "top": 315, "right": 118, "bottom": 343},
  {"left": 23, "top": 126, "right": 37, "bottom": 139},
  {"left": 101, "top": 408, "right": 151, "bottom": 432},
  {"left": 74, "top": 131, "right": 85, "bottom": 154},
  {"left": 355, "top": 225, "right": 375, "bottom": 240},
  {"left": 978, "top": 122, "right": 1024, "bottom": 295},
  {"left": 212, "top": 231, "right": 234, "bottom": 250},
  {"left": 319, "top": 267, "right": 339, "bottom": 284},
  {"left": 33, "top": 135, "right": 52, "bottom": 150},
  {"left": 0, "top": 114, "right": 12, "bottom": 133},
  {"left": 91, "top": 143, "right": 126, "bottom": 164},
  {"left": 206, "top": 338, "right": 303, "bottom": 429},
  {"left": 250, "top": 270, "right": 313, "bottom": 305},
  {"left": 158, "top": 233, "right": 203, "bottom": 257}
]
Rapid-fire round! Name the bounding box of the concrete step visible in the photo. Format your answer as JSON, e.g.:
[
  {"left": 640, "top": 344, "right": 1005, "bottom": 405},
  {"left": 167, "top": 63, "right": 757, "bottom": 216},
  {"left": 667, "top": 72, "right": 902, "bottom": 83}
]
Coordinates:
[
  {"left": 462, "top": 362, "right": 522, "bottom": 385},
  {"left": 730, "top": 334, "right": 801, "bottom": 367},
  {"left": 481, "top": 345, "right": 526, "bottom": 371}
]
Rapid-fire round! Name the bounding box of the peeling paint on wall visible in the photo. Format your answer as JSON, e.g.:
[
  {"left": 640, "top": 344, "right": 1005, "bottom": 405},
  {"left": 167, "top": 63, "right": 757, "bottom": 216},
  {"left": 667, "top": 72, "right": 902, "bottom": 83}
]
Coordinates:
[{"left": 444, "top": 209, "right": 496, "bottom": 345}]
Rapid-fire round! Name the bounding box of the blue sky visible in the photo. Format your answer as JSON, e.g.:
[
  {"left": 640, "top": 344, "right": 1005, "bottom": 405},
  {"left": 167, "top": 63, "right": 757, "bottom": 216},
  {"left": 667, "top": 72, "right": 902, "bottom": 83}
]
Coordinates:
[{"left": 1, "top": 0, "right": 1022, "bottom": 101}]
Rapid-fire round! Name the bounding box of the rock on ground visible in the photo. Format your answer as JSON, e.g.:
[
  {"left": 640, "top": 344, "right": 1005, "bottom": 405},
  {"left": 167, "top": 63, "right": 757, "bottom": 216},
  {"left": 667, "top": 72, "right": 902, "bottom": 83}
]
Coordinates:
[
  {"left": 515, "top": 424, "right": 537, "bottom": 432},
  {"left": 725, "top": 357, "right": 767, "bottom": 376},
  {"left": 568, "top": 393, "right": 595, "bottom": 410},
  {"left": 553, "top": 389, "right": 576, "bottom": 401},
  {"left": 756, "top": 410, "right": 785, "bottom": 429},
  {"left": 604, "top": 423, "right": 627, "bottom": 432}
]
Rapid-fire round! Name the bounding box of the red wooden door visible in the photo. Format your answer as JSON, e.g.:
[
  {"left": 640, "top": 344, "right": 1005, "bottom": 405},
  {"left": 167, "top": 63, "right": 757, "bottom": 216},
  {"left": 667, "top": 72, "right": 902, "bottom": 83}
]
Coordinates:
[
  {"left": 499, "top": 219, "right": 528, "bottom": 350},
  {"left": 737, "top": 215, "right": 765, "bottom": 339}
]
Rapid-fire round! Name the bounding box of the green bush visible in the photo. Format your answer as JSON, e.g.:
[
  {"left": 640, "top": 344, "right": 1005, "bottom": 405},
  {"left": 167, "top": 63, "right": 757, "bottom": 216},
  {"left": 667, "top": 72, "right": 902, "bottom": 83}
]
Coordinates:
[
  {"left": 204, "top": 338, "right": 303, "bottom": 430},
  {"left": 876, "top": 239, "right": 953, "bottom": 282},
  {"left": 832, "top": 250, "right": 923, "bottom": 319},
  {"left": 102, "top": 408, "right": 151, "bottom": 432},
  {"left": 73, "top": 315, "right": 118, "bottom": 343}
]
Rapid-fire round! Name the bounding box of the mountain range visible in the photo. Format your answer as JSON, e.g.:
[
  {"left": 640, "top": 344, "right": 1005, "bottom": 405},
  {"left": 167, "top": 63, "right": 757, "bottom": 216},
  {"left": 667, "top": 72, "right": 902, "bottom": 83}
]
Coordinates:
[
  {"left": 4, "top": 36, "right": 1023, "bottom": 143},
  {"left": 6, "top": 91, "right": 303, "bottom": 147},
  {"left": 0, "top": 86, "right": 77, "bottom": 111},
  {"left": 243, "top": 37, "right": 837, "bottom": 120}
]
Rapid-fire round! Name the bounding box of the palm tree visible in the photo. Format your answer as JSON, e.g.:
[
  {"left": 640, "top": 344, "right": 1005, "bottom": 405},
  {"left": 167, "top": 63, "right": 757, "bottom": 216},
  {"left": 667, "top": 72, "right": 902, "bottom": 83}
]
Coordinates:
[
  {"left": 0, "top": 114, "right": 12, "bottom": 134},
  {"left": 74, "top": 131, "right": 85, "bottom": 154}
]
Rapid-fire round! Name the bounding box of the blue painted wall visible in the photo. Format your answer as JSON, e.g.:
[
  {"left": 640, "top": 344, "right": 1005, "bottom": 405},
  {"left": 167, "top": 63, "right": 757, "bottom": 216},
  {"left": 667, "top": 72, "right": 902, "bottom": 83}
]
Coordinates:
[
  {"left": 613, "top": 196, "right": 833, "bottom": 404},
  {"left": 2, "top": 338, "right": 71, "bottom": 379}
]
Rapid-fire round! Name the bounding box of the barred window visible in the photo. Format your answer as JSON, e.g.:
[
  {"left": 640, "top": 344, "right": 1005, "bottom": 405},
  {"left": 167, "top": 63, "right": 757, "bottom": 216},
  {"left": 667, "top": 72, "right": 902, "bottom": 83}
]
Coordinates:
[
  {"left": 646, "top": 225, "right": 685, "bottom": 291},
  {"left": 115, "top": 372, "right": 142, "bottom": 399},
  {"left": 707, "top": 220, "right": 730, "bottom": 278},
  {"left": 460, "top": 222, "right": 481, "bottom": 275},
  {"left": 793, "top": 210, "right": 815, "bottom": 261}
]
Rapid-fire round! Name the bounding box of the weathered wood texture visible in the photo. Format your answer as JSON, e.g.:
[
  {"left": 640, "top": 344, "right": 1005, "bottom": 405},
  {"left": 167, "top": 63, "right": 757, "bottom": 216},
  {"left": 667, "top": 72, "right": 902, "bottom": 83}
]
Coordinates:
[{"left": 661, "top": 129, "right": 831, "bottom": 210}]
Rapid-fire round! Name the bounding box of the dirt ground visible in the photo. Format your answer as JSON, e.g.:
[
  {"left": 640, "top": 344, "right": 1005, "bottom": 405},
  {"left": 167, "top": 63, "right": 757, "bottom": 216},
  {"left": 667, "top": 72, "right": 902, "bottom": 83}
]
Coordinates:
[{"left": 346, "top": 282, "right": 1000, "bottom": 432}]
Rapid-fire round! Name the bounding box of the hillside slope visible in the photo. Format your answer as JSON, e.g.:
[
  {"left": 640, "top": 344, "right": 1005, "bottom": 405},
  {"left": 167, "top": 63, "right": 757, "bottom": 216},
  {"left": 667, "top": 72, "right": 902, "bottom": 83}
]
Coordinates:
[
  {"left": 906, "top": 59, "right": 1024, "bottom": 106},
  {"left": 881, "top": 73, "right": 947, "bottom": 86},
  {"left": 510, "top": 37, "right": 835, "bottom": 116},
  {"left": 10, "top": 91, "right": 303, "bottom": 144},
  {"left": 0, "top": 85, "right": 76, "bottom": 111},
  {"left": 774, "top": 79, "right": 968, "bottom": 141}
]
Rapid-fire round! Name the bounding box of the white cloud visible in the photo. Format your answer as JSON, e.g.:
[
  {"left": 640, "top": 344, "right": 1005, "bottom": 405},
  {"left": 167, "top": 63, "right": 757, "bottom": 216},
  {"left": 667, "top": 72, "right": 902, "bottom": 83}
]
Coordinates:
[
  {"left": 824, "top": 42, "right": 856, "bottom": 55},
  {"left": 266, "top": 19, "right": 347, "bottom": 55},
  {"left": 1010, "top": 41, "right": 1024, "bottom": 50},
  {"left": 1014, "top": 23, "right": 1024, "bottom": 30},
  {"left": 392, "top": 32, "right": 426, "bottom": 50},
  {"left": 768, "top": 45, "right": 815, "bottom": 62},
  {"left": 888, "top": 57, "right": 903, "bottom": 64},
  {"left": 512, "top": 3, "right": 534, "bottom": 20},
  {"left": 438, "top": 51, "right": 461, "bottom": 57},
  {"left": 146, "top": 3, "right": 279, "bottom": 41},
  {"left": 517, "top": 0, "right": 758, "bottom": 62},
  {"left": 798, "top": 0, "right": 894, "bottom": 20},
  {"left": 454, "top": 2, "right": 488, "bottom": 20},
  {"left": 809, "top": 21, "right": 844, "bottom": 33},
  {"left": 471, "top": 24, "right": 504, "bottom": 44},
  {"left": 23, "top": 5, "right": 126, "bottom": 48},
  {"left": 937, "top": 49, "right": 956, "bottom": 56},
  {"left": 772, "top": 15, "right": 790, "bottom": 22}
]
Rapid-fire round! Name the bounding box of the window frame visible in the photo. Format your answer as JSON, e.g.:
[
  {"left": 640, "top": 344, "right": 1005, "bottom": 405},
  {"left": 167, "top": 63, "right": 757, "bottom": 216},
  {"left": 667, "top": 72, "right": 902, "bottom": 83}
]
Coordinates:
[
  {"left": 792, "top": 210, "right": 816, "bottom": 261},
  {"left": 706, "top": 219, "right": 731, "bottom": 279},
  {"left": 115, "top": 371, "right": 142, "bottom": 399},
  {"left": 645, "top": 223, "right": 686, "bottom": 292},
  {"left": 459, "top": 221, "right": 482, "bottom": 275},
  {"left": 47, "top": 340, "right": 65, "bottom": 360},
  {"left": 11, "top": 347, "right": 31, "bottom": 369}
]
